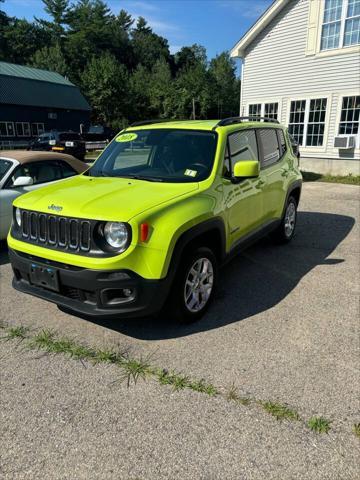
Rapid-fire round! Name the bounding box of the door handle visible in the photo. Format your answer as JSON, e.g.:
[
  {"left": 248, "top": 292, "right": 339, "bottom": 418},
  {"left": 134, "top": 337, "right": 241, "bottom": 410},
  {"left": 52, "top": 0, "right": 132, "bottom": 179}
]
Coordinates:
[
  {"left": 281, "top": 169, "right": 290, "bottom": 177},
  {"left": 256, "top": 180, "right": 265, "bottom": 189}
]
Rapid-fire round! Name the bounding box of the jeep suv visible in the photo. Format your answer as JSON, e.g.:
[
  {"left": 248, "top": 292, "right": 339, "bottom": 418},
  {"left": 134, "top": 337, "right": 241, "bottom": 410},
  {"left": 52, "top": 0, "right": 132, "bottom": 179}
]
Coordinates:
[{"left": 8, "top": 118, "right": 302, "bottom": 323}]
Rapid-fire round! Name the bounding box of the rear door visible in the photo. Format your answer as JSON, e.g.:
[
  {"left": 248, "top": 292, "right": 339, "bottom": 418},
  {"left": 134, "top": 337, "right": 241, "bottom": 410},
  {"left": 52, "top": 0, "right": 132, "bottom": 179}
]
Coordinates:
[
  {"left": 222, "top": 128, "right": 265, "bottom": 248},
  {"left": 257, "top": 128, "right": 286, "bottom": 221}
]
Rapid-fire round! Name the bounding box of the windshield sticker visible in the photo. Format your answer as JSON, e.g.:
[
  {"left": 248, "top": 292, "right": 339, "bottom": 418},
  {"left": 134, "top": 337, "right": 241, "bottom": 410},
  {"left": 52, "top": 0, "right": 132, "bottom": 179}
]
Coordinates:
[
  {"left": 115, "top": 133, "right": 138, "bottom": 142},
  {"left": 184, "top": 169, "right": 197, "bottom": 178}
]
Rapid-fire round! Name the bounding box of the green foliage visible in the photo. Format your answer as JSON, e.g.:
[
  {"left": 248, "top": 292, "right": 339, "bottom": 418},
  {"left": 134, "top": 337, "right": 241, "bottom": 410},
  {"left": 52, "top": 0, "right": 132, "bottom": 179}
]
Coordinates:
[
  {"left": 1, "top": 1, "right": 240, "bottom": 126},
  {"left": 30, "top": 43, "right": 68, "bottom": 76},
  {"left": 307, "top": 416, "right": 331, "bottom": 434},
  {"left": 261, "top": 401, "right": 300, "bottom": 421},
  {"left": 82, "top": 53, "right": 130, "bottom": 129}
]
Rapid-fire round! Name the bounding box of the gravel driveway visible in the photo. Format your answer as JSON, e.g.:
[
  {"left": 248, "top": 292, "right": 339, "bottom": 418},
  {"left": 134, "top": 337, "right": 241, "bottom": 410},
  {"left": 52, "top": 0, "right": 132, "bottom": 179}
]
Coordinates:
[{"left": 0, "top": 182, "right": 359, "bottom": 479}]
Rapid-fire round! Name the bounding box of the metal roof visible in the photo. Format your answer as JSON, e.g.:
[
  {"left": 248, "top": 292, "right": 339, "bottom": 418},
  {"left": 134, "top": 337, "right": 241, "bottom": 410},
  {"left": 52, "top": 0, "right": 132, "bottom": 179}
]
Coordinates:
[
  {"left": 0, "top": 62, "right": 91, "bottom": 111},
  {"left": 0, "top": 61, "right": 74, "bottom": 85}
]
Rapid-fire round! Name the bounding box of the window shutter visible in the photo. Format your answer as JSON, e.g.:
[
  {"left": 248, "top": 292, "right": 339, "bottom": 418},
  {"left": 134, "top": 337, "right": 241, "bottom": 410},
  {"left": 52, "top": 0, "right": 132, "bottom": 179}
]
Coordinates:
[{"left": 306, "top": 0, "right": 321, "bottom": 56}]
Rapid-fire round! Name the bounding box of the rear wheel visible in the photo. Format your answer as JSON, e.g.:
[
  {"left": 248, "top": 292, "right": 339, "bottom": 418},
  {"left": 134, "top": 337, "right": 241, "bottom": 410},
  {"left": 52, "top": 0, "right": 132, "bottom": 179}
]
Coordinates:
[
  {"left": 270, "top": 196, "right": 298, "bottom": 243},
  {"left": 165, "top": 247, "right": 218, "bottom": 324}
]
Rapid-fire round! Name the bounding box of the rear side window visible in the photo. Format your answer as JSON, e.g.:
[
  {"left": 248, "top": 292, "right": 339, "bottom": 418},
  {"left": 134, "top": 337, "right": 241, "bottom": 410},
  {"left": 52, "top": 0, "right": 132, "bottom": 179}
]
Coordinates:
[
  {"left": 59, "top": 161, "right": 77, "bottom": 178},
  {"left": 258, "top": 129, "right": 281, "bottom": 168},
  {"left": 277, "top": 129, "right": 287, "bottom": 157}
]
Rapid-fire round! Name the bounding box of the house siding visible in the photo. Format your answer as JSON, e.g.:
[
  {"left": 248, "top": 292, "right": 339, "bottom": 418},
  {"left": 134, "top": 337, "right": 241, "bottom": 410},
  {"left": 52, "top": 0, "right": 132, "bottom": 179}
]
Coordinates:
[{"left": 241, "top": 0, "right": 360, "bottom": 161}]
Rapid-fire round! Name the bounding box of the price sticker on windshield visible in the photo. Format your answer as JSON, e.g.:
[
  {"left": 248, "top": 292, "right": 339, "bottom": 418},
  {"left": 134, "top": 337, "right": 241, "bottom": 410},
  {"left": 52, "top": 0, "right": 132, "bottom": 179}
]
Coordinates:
[
  {"left": 184, "top": 169, "right": 197, "bottom": 177},
  {"left": 115, "top": 133, "right": 138, "bottom": 142}
]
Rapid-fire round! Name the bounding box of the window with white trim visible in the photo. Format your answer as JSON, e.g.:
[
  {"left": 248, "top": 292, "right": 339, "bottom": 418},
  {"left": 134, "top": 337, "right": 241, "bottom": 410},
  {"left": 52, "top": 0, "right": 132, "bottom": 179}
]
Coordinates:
[
  {"left": 31, "top": 123, "right": 45, "bottom": 136},
  {"left": 321, "top": 0, "right": 360, "bottom": 50},
  {"left": 264, "top": 103, "right": 278, "bottom": 120},
  {"left": 248, "top": 102, "right": 279, "bottom": 120},
  {"left": 16, "top": 122, "right": 31, "bottom": 137},
  {"left": 249, "top": 104, "right": 261, "bottom": 117},
  {"left": 339, "top": 95, "right": 360, "bottom": 134},
  {"left": 288, "top": 100, "right": 306, "bottom": 145},
  {"left": 288, "top": 99, "right": 328, "bottom": 147},
  {"left": 307, "top": 98, "right": 327, "bottom": 146},
  {"left": 0, "top": 122, "right": 15, "bottom": 137}
]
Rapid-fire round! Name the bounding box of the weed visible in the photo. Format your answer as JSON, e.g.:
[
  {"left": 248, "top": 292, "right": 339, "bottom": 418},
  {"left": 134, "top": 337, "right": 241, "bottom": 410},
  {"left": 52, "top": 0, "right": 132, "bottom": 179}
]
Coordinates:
[
  {"left": 352, "top": 423, "right": 360, "bottom": 438},
  {"left": 190, "top": 379, "right": 218, "bottom": 396},
  {"left": 1, "top": 325, "right": 30, "bottom": 341},
  {"left": 120, "top": 357, "right": 150, "bottom": 387},
  {"left": 307, "top": 416, "right": 331, "bottom": 434},
  {"left": 261, "top": 401, "right": 300, "bottom": 421},
  {"left": 225, "top": 384, "right": 250, "bottom": 406}
]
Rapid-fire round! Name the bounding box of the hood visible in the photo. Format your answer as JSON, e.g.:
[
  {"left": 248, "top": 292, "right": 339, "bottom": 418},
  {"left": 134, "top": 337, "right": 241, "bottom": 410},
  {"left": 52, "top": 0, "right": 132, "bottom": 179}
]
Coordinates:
[{"left": 14, "top": 175, "right": 199, "bottom": 222}]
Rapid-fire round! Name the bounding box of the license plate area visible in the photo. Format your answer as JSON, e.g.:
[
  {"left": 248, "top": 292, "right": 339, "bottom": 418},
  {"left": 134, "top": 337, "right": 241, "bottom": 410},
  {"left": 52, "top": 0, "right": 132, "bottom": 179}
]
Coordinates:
[{"left": 29, "top": 263, "right": 59, "bottom": 292}]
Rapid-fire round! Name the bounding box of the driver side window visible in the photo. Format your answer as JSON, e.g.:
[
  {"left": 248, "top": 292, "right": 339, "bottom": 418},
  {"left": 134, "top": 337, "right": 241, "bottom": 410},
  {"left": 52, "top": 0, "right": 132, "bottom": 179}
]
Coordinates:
[{"left": 224, "top": 129, "right": 258, "bottom": 177}]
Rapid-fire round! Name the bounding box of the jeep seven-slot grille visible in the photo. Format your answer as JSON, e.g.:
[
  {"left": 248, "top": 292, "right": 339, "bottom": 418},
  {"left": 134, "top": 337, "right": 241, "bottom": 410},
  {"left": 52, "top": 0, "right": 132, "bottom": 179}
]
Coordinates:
[{"left": 19, "top": 210, "right": 92, "bottom": 253}]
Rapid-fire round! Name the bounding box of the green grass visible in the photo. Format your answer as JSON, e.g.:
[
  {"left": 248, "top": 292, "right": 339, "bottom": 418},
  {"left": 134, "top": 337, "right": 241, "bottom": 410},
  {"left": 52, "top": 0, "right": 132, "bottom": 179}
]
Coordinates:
[
  {"left": 226, "top": 384, "right": 251, "bottom": 406},
  {"left": 353, "top": 423, "right": 360, "bottom": 438},
  {"left": 307, "top": 416, "right": 331, "bottom": 434},
  {"left": 301, "top": 171, "right": 360, "bottom": 185},
  {"left": 260, "top": 401, "right": 300, "bottom": 421},
  {"left": 1, "top": 325, "right": 30, "bottom": 341},
  {"left": 1, "top": 323, "right": 350, "bottom": 435}
]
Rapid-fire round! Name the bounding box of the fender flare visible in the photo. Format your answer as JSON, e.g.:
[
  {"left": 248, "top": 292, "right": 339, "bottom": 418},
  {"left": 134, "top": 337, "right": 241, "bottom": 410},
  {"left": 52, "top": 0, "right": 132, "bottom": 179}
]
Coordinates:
[
  {"left": 165, "top": 217, "right": 227, "bottom": 281},
  {"left": 282, "top": 180, "right": 302, "bottom": 217}
]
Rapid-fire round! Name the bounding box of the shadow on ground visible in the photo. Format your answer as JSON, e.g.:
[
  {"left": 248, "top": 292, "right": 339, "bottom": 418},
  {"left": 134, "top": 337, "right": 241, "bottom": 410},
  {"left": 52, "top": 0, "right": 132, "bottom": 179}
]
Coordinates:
[
  {"left": 1, "top": 211, "right": 355, "bottom": 339},
  {"left": 80, "top": 211, "right": 355, "bottom": 339},
  {"left": 0, "top": 241, "right": 9, "bottom": 266}
]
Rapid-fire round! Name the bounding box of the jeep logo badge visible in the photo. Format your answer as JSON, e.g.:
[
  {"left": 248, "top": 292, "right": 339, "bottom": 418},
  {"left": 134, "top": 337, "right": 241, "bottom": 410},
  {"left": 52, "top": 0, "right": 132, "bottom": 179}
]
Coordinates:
[{"left": 48, "top": 204, "right": 63, "bottom": 212}]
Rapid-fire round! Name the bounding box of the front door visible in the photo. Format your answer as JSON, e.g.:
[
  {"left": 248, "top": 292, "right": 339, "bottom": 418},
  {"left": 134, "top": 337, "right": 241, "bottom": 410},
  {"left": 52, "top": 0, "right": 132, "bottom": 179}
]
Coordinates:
[{"left": 222, "top": 128, "right": 264, "bottom": 249}]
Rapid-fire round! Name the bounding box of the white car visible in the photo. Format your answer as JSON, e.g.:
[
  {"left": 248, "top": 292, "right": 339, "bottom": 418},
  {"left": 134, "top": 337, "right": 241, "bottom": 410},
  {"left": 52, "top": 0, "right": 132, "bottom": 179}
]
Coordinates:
[{"left": 0, "top": 151, "right": 87, "bottom": 240}]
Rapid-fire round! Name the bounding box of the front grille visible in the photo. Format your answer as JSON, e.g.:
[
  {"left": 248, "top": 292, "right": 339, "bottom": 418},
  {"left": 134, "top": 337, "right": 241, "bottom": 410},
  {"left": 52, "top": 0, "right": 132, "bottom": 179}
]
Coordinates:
[{"left": 18, "top": 210, "right": 92, "bottom": 253}]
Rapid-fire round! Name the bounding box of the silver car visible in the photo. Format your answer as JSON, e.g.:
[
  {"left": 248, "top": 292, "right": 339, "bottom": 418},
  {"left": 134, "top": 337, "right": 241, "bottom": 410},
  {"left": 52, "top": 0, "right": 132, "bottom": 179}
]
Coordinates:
[{"left": 0, "top": 151, "right": 87, "bottom": 240}]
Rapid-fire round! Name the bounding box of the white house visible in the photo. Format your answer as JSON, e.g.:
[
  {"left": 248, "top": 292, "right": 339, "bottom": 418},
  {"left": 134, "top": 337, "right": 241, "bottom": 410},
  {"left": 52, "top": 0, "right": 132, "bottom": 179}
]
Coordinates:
[{"left": 230, "top": 0, "right": 360, "bottom": 175}]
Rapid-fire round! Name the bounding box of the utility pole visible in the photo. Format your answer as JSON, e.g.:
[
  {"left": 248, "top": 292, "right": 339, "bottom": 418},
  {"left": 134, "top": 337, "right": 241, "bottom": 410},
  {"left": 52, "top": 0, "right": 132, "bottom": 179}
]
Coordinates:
[{"left": 192, "top": 97, "right": 196, "bottom": 120}]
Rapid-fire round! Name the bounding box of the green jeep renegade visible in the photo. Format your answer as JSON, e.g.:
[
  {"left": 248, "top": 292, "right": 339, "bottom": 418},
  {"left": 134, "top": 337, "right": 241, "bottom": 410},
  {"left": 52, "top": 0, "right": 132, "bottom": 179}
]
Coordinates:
[{"left": 8, "top": 117, "right": 302, "bottom": 323}]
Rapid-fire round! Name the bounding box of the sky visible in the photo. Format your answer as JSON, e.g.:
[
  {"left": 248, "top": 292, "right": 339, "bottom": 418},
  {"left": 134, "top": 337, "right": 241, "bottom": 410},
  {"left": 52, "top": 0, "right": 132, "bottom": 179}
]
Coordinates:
[{"left": 2, "top": 0, "right": 273, "bottom": 65}]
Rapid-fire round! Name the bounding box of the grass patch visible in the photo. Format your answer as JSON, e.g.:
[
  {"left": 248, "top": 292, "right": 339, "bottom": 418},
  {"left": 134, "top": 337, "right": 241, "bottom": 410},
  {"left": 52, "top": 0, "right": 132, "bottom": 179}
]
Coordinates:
[
  {"left": 307, "top": 416, "right": 331, "bottom": 434},
  {"left": 301, "top": 171, "right": 360, "bottom": 185},
  {"left": 353, "top": 423, "right": 360, "bottom": 438},
  {"left": 226, "top": 384, "right": 251, "bottom": 405},
  {"left": 0, "top": 323, "right": 350, "bottom": 436},
  {"left": 1, "top": 325, "right": 30, "bottom": 341},
  {"left": 260, "top": 401, "right": 300, "bottom": 421}
]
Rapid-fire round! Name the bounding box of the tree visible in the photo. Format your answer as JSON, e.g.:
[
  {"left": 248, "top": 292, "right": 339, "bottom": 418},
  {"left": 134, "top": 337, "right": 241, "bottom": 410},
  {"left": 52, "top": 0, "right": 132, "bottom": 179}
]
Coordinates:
[
  {"left": 131, "top": 17, "right": 170, "bottom": 70},
  {"left": 0, "top": 0, "right": 9, "bottom": 59},
  {"left": 82, "top": 53, "right": 130, "bottom": 128},
  {"left": 2, "top": 18, "right": 51, "bottom": 64},
  {"left": 148, "top": 59, "right": 176, "bottom": 118},
  {"left": 30, "top": 43, "right": 68, "bottom": 77},
  {"left": 208, "top": 52, "right": 239, "bottom": 118}
]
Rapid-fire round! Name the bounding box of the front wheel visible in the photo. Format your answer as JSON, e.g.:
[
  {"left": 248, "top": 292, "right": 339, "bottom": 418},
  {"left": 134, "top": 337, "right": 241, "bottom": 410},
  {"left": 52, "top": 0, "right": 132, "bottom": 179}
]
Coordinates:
[
  {"left": 270, "top": 196, "right": 298, "bottom": 243},
  {"left": 165, "top": 247, "right": 218, "bottom": 324}
]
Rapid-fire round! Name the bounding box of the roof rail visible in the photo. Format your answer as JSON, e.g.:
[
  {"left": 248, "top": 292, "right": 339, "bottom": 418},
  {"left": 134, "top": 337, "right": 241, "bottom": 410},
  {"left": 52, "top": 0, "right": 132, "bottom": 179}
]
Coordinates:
[
  {"left": 130, "top": 119, "right": 176, "bottom": 127},
  {"left": 213, "top": 116, "right": 280, "bottom": 129}
]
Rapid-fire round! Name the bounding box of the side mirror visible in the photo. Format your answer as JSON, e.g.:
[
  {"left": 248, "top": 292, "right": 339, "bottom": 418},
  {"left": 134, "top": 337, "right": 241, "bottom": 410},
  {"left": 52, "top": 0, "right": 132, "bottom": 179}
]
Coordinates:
[
  {"left": 233, "top": 160, "right": 259, "bottom": 179},
  {"left": 292, "top": 143, "right": 299, "bottom": 157},
  {"left": 12, "top": 176, "right": 34, "bottom": 187}
]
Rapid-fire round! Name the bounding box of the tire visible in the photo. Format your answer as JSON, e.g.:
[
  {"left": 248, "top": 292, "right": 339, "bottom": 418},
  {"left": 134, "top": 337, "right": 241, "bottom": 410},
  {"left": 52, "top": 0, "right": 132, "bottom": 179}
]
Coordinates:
[
  {"left": 270, "top": 195, "right": 298, "bottom": 244},
  {"left": 165, "top": 246, "right": 218, "bottom": 324}
]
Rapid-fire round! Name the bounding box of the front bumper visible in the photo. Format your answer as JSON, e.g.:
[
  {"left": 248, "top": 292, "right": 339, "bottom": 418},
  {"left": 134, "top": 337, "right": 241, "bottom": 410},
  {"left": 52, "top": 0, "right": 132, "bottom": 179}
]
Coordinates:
[{"left": 9, "top": 248, "right": 170, "bottom": 319}]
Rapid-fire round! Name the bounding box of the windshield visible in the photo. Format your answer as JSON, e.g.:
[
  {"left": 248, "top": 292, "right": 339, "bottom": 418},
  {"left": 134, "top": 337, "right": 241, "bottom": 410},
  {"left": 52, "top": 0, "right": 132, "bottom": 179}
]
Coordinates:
[
  {"left": 0, "top": 159, "right": 13, "bottom": 182},
  {"left": 87, "top": 129, "right": 217, "bottom": 183}
]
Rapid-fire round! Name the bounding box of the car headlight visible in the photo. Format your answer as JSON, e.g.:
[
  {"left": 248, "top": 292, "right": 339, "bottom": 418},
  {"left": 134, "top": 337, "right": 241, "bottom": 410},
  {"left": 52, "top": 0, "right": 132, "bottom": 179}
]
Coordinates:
[
  {"left": 103, "top": 222, "right": 129, "bottom": 249},
  {"left": 15, "top": 208, "right": 22, "bottom": 227}
]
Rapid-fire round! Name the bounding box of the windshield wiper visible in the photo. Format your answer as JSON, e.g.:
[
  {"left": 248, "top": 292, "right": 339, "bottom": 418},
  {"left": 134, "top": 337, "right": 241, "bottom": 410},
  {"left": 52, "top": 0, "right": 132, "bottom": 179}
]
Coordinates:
[{"left": 120, "top": 175, "right": 163, "bottom": 182}]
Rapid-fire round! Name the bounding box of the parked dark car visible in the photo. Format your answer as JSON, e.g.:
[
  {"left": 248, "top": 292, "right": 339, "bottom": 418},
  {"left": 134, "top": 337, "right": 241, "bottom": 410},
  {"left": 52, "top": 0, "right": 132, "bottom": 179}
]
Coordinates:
[
  {"left": 28, "top": 131, "right": 86, "bottom": 161},
  {"left": 82, "top": 125, "right": 115, "bottom": 142}
]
